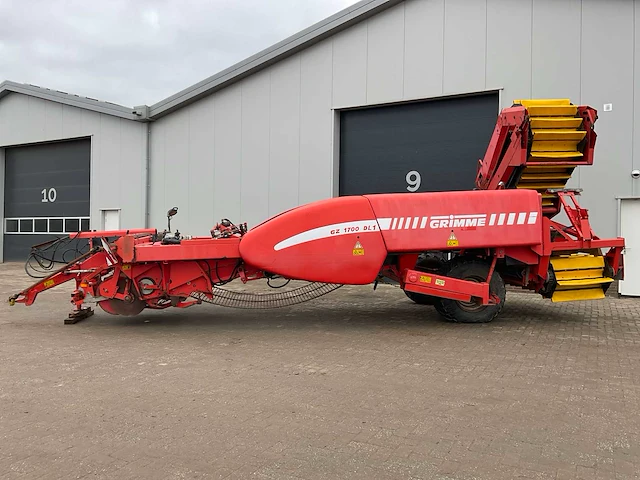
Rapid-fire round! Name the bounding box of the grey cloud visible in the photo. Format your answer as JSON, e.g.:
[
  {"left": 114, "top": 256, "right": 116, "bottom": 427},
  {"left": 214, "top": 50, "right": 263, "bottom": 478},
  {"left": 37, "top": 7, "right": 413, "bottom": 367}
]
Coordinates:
[{"left": 0, "top": 0, "right": 359, "bottom": 106}]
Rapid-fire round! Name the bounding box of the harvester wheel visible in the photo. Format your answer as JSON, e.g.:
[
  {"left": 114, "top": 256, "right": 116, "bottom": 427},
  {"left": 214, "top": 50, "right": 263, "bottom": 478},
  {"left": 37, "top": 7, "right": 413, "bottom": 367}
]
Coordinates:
[
  {"left": 405, "top": 290, "right": 436, "bottom": 305},
  {"left": 436, "top": 259, "right": 506, "bottom": 324}
]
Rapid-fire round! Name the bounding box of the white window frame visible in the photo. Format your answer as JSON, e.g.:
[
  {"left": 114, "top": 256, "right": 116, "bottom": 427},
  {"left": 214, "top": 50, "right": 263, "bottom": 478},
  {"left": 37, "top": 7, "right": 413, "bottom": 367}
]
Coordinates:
[{"left": 3, "top": 217, "right": 91, "bottom": 235}]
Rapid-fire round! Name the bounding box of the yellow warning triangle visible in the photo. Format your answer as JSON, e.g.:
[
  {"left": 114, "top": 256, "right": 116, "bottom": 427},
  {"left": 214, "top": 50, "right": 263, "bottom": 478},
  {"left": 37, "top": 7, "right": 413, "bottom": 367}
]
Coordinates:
[
  {"left": 352, "top": 240, "right": 365, "bottom": 256},
  {"left": 447, "top": 231, "right": 459, "bottom": 247}
]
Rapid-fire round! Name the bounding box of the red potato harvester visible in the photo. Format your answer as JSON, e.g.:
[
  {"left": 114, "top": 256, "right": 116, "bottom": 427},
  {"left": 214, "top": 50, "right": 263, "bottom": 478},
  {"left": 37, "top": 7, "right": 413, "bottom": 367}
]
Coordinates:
[{"left": 8, "top": 99, "right": 625, "bottom": 324}]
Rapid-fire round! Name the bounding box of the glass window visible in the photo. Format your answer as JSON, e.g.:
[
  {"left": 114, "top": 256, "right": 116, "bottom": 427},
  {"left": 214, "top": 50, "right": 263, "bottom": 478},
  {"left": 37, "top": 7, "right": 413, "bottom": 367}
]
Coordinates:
[
  {"left": 19, "top": 219, "right": 34, "bottom": 233},
  {"left": 81, "top": 218, "right": 90, "bottom": 231},
  {"left": 65, "top": 218, "right": 80, "bottom": 233},
  {"left": 5, "top": 219, "right": 18, "bottom": 233},
  {"left": 34, "top": 219, "right": 48, "bottom": 233},
  {"left": 49, "top": 219, "right": 63, "bottom": 233}
]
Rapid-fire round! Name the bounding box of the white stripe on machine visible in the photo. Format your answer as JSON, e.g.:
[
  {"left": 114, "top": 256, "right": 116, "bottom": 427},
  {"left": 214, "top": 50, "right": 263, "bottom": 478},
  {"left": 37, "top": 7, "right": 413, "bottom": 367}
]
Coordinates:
[
  {"left": 274, "top": 219, "right": 381, "bottom": 251},
  {"left": 377, "top": 212, "right": 538, "bottom": 230},
  {"left": 273, "top": 211, "right": 540, "bottom": 250}
]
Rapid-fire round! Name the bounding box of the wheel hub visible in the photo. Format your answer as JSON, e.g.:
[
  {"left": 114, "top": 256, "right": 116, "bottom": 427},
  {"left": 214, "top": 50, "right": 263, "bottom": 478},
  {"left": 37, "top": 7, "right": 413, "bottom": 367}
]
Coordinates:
[{"left": 456, "top": 275, "right": 486, "bottom": 312}]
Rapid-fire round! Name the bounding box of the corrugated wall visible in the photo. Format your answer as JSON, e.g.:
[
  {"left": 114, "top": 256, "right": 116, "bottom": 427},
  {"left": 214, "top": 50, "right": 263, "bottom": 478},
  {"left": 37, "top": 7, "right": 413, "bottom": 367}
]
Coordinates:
[
  {"left": 636, "top": 0, "right": 640, "bottom": 198},
  {"left": 150, "top": 0, "right": 639, "bottom": 239},
  {"left": 0, "top": 93, "right": 148, "bottom": 232}
]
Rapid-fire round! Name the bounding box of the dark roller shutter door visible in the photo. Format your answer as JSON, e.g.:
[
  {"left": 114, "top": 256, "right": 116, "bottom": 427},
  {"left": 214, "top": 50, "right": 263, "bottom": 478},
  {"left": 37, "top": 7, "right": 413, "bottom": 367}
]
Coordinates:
[
  {"left": 3, "top": 138, "right": 91, "bottom": 262},
  {"left": 339, "top": 92, "right": 499, "bottom": 196}
]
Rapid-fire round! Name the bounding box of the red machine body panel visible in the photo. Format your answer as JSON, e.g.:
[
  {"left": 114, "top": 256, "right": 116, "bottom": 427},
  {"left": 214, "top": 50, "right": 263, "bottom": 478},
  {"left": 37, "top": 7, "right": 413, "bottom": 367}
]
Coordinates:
[
  {"left": 239, "top": 189, "right": 544, "bottom": 284},
  {"left": 132, "top": 237, "right": 241, "bottom": 262},
  {"left": 239, "top": 196, "right": 388, "bottom": 284},
  {"left": 365, "top": 189, "right": 544, "bottom": 252}
]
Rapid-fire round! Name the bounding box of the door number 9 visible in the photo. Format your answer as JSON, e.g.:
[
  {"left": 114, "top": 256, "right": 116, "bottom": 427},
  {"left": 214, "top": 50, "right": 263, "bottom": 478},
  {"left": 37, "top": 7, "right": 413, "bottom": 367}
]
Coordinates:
[
  {"left": 41, "top": 187, "right": 57, "bottom": 203},
  {"left": 406, "top": 170, "right": 421, "bottom": 192}
]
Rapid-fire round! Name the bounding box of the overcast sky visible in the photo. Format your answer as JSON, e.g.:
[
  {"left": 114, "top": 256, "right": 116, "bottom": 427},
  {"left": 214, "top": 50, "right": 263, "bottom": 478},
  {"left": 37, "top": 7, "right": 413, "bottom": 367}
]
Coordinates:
[{"left": 0, "top": 0, "right": 359, "bottom": 107}]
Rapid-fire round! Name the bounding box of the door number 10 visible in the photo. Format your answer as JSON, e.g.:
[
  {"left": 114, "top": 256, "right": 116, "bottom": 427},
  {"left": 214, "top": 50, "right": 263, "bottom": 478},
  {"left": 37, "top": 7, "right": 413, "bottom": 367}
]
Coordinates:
[
  {"left": 41, "top": 187, "right": 57, "bottom": 203},
  {"left": 406, "top": 170, "right": 421, "bottom": 192}
]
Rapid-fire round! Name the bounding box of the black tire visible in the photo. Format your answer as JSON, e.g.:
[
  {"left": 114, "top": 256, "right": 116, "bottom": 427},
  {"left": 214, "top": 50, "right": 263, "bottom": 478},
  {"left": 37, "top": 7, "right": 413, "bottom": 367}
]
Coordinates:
[
  {"left": 404, "top": 253, "right": 447, "bottom": 306},
  {"left": 404, "top": 290, "right": 436, "bottom": 305},
  {"left": 433, "top": 297, "right": 448, "bottom": 317},
  {"left": 436, "top": 259, "right": 506, "bottom": 324}
]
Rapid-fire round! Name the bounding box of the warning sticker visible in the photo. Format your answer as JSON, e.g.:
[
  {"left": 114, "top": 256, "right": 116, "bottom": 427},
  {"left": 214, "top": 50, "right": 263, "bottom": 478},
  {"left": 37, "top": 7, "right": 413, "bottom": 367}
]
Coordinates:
[
  {"left": 419, "top": 275, "right": 432, "bottom": 284},
  {"left": 352, "top": 241, "right": 365, "bottom": 256},
  {"left": 435, "top": 279, "right": 446, "bottom": 287},
  {"left": 447, "top": 231, "right": 459, "bottom": 247},
  {"left": 43, "top": 279, "right": 55, "bottom": 288}
]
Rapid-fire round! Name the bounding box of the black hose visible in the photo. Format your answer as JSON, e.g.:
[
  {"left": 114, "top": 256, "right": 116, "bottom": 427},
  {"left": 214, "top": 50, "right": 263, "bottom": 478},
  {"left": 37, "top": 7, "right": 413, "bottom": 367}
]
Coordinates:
[{"left": 24, "top": 232, "right": 86, "bottom": 279}]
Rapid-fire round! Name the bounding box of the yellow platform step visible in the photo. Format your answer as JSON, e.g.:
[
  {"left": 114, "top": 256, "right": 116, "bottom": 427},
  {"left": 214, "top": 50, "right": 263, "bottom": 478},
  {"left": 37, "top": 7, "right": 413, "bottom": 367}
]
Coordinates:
[
  {"left": 525, "top": 105, "right": 578, "bottom": 117},
  {"left": 522, "top": 166, "right": 577, "bottom": 196},
  {"left": 551, "top": 288, "right": 609, "bottom": 302},
  {"left": 532, "top": 130, "right": 586, "bottom": 142},
  {"left": 520, "top": 172, "right": 573, "bottom": 181},
  {"left": 517, "top": 182, "right": 571, "bottom": 190},
  {"left": 530, "top": 117, "right": 583, "bottom": 129},
  {"left": 530, "top": 151, "right": 583, "bottom": 159},
  {"left": 514, "top": 98, "right": 578, "bottom": 117},
  {"left": 524, "top": 165, "right": 578, "bottom": 172},
  {"left": 531, "top": 142, "right": 584, "bottom": 153},
  {"left": 549, "top": 253, "right": 614, "bottom": 302},
  {"left": 514, "top": 98, "right": 573, "bottom": 106}
]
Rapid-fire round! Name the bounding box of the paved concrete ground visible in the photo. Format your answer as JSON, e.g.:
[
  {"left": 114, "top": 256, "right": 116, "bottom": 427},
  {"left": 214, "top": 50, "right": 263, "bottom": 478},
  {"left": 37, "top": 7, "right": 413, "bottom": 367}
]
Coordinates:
[{"left": 1, "top": 262, "right": 639, "bottom": 480}]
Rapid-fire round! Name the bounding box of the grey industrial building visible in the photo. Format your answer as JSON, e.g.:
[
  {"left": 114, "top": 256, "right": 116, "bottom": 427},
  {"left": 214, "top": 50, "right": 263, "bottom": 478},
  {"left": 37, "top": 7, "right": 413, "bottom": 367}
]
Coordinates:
[{"left": 1, "top": 0, "right": 639, "bottom": 295}]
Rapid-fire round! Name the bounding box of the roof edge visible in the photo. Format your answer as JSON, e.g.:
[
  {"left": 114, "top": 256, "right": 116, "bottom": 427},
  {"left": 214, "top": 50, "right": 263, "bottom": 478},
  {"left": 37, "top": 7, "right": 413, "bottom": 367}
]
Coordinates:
[
  {"left": 148, "top": 0, "right": 401, "bottom": 120},
  {"left": 0, "top": 80, "right": 145, "bottom": 121}
]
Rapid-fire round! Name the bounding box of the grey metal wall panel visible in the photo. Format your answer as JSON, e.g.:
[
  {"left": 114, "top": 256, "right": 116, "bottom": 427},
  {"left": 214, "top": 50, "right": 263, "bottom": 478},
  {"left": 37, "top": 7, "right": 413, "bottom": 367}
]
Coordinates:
[
  {"left": 332, "top": 22, "right": 367, "bottom": 107},
  {"left": 269, "top": 57, "right": 302, "bottom": 217},
  {"left": 531, "top": 0, "right": 581, "bottom": 100},
  {"left": 213, "top": 85, "right": 243, "bottom": 227},
  {"left": 635, "top": 0, "right": 640, "bottom": 197},
  {"left": 0, "top": 149, "right": 4, "bottom": 262},
  {"left": 241, "top": 71, "right": 272, "bottom": 229},
  {"left": 44, "top": 101, "right": 63, "bottom": 139},
  {"left": 62, "top": 104, "right": 84, "bottom": 136},
  {"left": 443, "top": 0, "right": 486, "bottom": 94},
  {"left": 79, "top": 107, "right": 102, "bottom": 223},
  {"left": 27, "top": 96, "right": 46, "bottom": 138},
  {"left": 149, "top": 118, "right": 166, "bottom": 229},
  {"left": 366, "top": 2, "right": 405, "bottom": 104},
  {"left": 0, "top": 93, "right": 147, "bottom": 245},
  {"left": 579, "top": 0, "right": 635, "bottom": 238},
  {"left": 186, "top": 96, "right": 216, "bottom": 233},
  {"left": 403, "top": 0, "right": 444, "bottom": 99},
  {"left": 95, "top": 115, "right": 122, "bottom": 209},
  {"left": 299, "top": 43, "right": 334, "bottom": 206},
  {"left": 119, "top": 117, "right": 146, "bottom": 228},
  {"left": 162, "top": 108, "right": 191, "bottom": 228},
  {"left": 486, "top": 0, "right": 532, "bottom": 103},
  {"left": 0, "top": 94, "right": 28, "bottom": 146}
]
